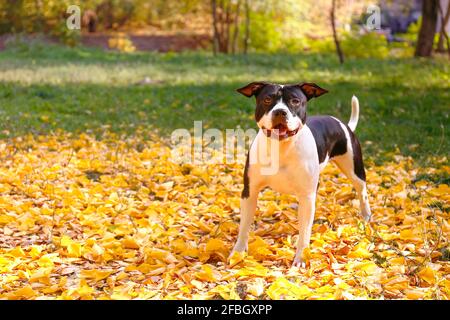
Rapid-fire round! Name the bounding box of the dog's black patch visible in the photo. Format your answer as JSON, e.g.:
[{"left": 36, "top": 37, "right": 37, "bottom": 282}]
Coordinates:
[
  {"left": 307, "top": 116, "right": 347, "bottom": 163},
  {"left": 241, "top": 151, "right": 250, "bottom": 199},
  {"left": 254, "top": 84, "right": 282, "bottom": 122},
  {"left": 281, "top": 85, "right": 307, "bottom": 124},
  {"left": 237, "top": 83, "right": 327, "bottom": 125}
]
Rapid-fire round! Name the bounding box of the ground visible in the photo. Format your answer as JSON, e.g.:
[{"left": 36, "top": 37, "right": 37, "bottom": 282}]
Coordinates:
[{"left": 0, "top": 45, "right": 448, "bottom": 299}]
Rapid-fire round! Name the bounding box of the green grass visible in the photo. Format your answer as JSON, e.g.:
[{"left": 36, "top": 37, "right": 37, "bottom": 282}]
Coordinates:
[{"left": 0, "top": 43, "right": 448, "bottom": 163}]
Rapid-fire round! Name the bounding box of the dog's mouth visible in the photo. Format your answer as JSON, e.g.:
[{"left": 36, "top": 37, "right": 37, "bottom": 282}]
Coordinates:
[{"left": 262, "top": 123, "right": 299, "bottom": 140}]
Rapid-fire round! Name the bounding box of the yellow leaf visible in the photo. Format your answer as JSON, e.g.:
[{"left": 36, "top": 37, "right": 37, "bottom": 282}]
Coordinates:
[
  {"left": 399, "top": 229, "right": 421, "bottom": 242},
  {"left": 60, "top": 235, "right": 73, "bottom": 247},
  {"left": 37, "top": 255, "right": 55, "bottom": 268},
  {"left": 7, "top": 247, "right": 26, "bottom": 258},
  {"left": 266, "top": 277, "right": 311, "bottom": 300},
  {"left": 67, "top": 243, "right": 82, "bottom": 258},
  {"left": 427, "top": 184, "right": 449, "bottom": 197},
  {"left": 405, "top": 288, "right": 425, "bottom": 299},
  {"left": 228, "top": 251, "right": 246, "bottom": 267},
  {"left": 28, "top": 246, "right": 42, "bottom": 259},
  {"left": 111, "top": 292, "right": 131, "bottom": 300},
  {"left": 417, "top": 267, "right": 436, "bottom": 284},
  {"left": 147, "top": 248, "right": 177, "bottom": 264},
  {"left": 348, "top": 242, "right": 372, "bottom": 259},
  {"left": 354, "top": 261, "right": 379, "bottom": 273},
  {"left": 210, "top": 282, "right": 241, "bottom": 300},
  {"left": 388, "top": 257, "right": 405, "bottom": 265},
  {"left": 248, "top": 237, "right": 272, "bottom": 259},
  {"left": 171, "top": 238, "right": 187, "bottom": 253},
  {"left": 9, "top": 286, "right": 36, "bottom": 299},
  {"left": 195, "top": 264, "right": 217, "bottom": 282},
  {"left": 205, "top": 238, "right": 228, "bottom": 261},
  {"left": 81, "top": 269, "right": 113, "bottom": 282},
  {"left": 236, "top": 262, "right": 269, "bottom": 277},
  {"left": 29, "top": 268, "right": 52, "bottom": 285},
  {"left": 206, "top": 238, "right": 226, "bottom": 252},
  {"left": 122, "top": 237, "right": 139, "bottom": 249},
  {"left": 76, "top": 279, "right": 94, "bottom": 297}
]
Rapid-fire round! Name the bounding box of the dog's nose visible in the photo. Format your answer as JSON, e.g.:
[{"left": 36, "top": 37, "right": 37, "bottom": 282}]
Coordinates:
[{"left": 273, "top": 109, "right": 287, "bottom": 118}]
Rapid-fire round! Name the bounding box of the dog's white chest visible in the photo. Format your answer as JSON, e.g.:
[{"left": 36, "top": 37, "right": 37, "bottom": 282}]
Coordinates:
[
  {"left": 264, "top": 165, "right": 304, "bottom": 195},
  {"left": 250, "top": 127, "right": 320, "bottom": 196}
]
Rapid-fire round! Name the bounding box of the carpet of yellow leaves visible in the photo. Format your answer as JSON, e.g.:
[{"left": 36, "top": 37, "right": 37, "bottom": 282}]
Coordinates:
[{"left": 0, "top": 132, "right": 449, "bottom": 300}]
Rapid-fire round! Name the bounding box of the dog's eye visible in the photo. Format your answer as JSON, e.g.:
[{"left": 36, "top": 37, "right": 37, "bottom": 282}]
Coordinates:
[
  {"left": 290, "top": 98, "right": 301, "bottom": 106},
  {"left": 263, "top": 97, "right": 272, "bottom": 105}
]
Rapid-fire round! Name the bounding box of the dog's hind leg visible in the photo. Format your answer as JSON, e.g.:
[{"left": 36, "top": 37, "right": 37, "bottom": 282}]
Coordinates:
[{"left": 332, "top": 148, "right": 372, "bottom": 222}]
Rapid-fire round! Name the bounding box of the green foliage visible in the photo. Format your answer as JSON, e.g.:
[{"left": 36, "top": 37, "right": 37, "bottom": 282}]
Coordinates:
[
  {"left": 307, "top": 31, "right": 414, "bottom": 59},
  {"left": 0, "top": 0, "right": 79, "bottom": 45},
  {"left": 308, "top": 37, "right": 335, "bottom": 54},
  {"left": 241, "top": 1, "right": 324, "bottom": 53},
  {"left": 245, "top": 12, "right": 283, "bottom": 53},
  {"left": 402, "top": 17, "right": 420, "bottom": 46},
  {"left": 341, "top": 32, "right": 389, "bottom": 59}
]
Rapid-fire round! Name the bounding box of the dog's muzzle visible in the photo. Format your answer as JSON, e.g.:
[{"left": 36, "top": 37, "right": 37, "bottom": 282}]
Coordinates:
[
  {"left": 263, "top": 110, "right": 300, "bottom": 140},
  {"left": 262, "top": 124, "right": 299, "bottom": 140}
]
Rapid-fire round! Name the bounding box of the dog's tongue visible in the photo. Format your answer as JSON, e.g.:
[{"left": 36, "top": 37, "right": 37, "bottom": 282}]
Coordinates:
[{"left": 274, "top": 124, "right": 287, "bottom": 136}]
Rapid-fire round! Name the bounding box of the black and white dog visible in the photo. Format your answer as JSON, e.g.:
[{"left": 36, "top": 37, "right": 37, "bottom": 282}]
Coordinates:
[{"left": 231, "top": 82, "right": 372, "bottom": 267}]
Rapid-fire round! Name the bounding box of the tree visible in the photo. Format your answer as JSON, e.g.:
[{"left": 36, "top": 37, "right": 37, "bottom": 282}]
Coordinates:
[
  {"left": 415, "top": 0, "right": 439, "bottom": 57},
  {"left": 436, "top": 0, "right": 450, "bottom": 55},
  {"left": 331, "top": 0, "right": 344, "bottom": 64},
  {"left": 211, "top": 0, "right": 241, "bottom": 54},
  {"left": 231, "top": 0, "right": 241, "bottom": 54},
  {"left": 243, "top": 0, "right": 250, "bottom": 54}
]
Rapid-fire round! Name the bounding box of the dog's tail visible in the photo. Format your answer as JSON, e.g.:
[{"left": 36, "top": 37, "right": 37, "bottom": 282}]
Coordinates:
[{"left": 348, "top": 95, "right": 359, "bottom": 132}]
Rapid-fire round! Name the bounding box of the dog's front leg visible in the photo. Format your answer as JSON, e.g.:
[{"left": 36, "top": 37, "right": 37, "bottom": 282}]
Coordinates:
[
  {"left": 231, "top": 193, "right": 258, "bottom": 255},
  {"left": 293, "top": 193, "right": 316, "bottom": 268}
]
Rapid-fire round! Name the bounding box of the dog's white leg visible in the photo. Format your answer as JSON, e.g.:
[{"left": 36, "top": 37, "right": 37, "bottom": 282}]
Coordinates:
[
  {"left": 293, "top": 192, "right": 316, "bottom": 268},
  {"left": 231, "top": 193, "right": 258, "bottom": 255},
  {"left": 353, "top": 177, "right": 372, "bottom": 222},
  {"left": 333, "top": 156, "right": 372, "bottom": 222}
]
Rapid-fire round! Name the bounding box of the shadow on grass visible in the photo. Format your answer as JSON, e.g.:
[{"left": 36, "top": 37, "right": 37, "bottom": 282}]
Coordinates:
[{"left": 2, "top": 44, "right": 446, "bottom": 78}]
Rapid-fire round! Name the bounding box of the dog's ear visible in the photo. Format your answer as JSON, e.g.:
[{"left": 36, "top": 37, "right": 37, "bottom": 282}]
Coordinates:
[
  {"left": 236, "top": 82, "right": 269, "bottom": 97},
  {"left": 297, "top": 83, "right": 328, "bottom": 100}
]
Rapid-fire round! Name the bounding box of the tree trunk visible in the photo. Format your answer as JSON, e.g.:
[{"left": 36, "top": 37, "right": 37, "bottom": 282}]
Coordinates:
[
  {"left": 231, "top": 0, "right": 241, "bottom": 54},
  {"left": 243, "top": 0, "right": 250, "bottom": 54},
  {"left": 218, "top": 0, "right": 226, "bottom": 52},
  {"left": 436, "top": 0, "right": 450, "bottom": 54},
  {"left": 415, "top": 0, "right": 439, "bottom": 57},
  {"left": 211, "top": 0, "right": 219, "bottom": 55},
  {"left": 211, "top": 0, "right": 240, "bottom": 54},
  {"left": 223, "top": 1, "right": 231, "bottom": 54},
  {"left": 331, "top": 0, "right": 344, "bottom": 64}
]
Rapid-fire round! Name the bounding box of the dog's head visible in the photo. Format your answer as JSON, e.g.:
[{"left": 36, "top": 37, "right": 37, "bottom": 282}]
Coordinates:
[{"left": 237, "top": 82, "right": 328, "bottom": 140}]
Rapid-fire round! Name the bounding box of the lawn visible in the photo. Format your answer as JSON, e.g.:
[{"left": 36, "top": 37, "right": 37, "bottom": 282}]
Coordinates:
[
  {"left": 0, "top": 44, "right": 449, "bottom": 300},
  {"left": 0, "top": 44, "right": 448, "bottom": 163}
]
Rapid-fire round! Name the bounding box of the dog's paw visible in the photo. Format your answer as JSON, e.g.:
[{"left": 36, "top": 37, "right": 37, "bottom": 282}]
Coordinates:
[
  {"left": 292, "top": 257, "right": 306, "bottom": 269},
  {"left": 230, "top": 243, "right": 247, "bottom": 258},
  {"left": 228, "top": 250, "right": 247, "bottom": 266},
  {"left": 362, "top": 213, "right": 373, "bottom": 223}
]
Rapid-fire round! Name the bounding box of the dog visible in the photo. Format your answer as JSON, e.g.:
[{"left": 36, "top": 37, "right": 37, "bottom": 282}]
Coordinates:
[{"left": 230, "top": 82, "right": 372, "bottom": 267}]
